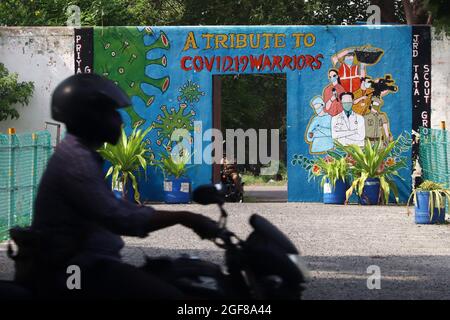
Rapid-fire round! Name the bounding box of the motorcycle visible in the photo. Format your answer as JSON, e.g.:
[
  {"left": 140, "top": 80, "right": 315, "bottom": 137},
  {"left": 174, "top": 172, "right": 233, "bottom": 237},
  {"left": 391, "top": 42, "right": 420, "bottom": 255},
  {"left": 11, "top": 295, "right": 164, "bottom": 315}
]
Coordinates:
[
  {"left": 143, "top": 184, "right": 309, "bottom": 299},
  {"left": 0, "top": 184, "right": 309, "bottom": 300}
]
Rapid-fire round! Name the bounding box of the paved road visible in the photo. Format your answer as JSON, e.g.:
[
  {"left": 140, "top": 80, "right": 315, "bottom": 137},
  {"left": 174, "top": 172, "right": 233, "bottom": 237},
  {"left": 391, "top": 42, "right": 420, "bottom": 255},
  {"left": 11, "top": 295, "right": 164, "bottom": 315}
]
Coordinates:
[
  {"left": 244, "top": 185, "right": 287, "bottom": 202},
  {"left": 1, "top": 203, "right": 450, "bottom": 299}
]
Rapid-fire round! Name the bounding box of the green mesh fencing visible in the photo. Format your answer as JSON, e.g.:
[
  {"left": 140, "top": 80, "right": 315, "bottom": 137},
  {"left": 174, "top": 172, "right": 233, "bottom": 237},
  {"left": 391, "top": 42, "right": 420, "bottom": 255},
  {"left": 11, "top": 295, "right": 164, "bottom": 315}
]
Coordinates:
[
  {"left": 0, "top": 131, "right": 52, "bottom": 241},
  {"left": 419, "top": 127, "right": 450, "bottom": 188}
]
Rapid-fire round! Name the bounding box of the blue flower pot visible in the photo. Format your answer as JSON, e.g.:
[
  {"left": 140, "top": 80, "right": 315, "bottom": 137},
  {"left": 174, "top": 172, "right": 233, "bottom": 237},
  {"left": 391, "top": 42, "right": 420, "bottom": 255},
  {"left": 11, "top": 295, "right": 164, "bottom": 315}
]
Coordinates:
[
  {"left": 359, "top": 178, "right": 380, "bottom": 205},
  {"left": 112, "top": 181, "right": 136, "bottom": 203},
  {"left": 164, "top": 177, "right": 191, "bottom": 204},
  {"left": 415, "top": 191, "right": 446, "bottom": 224},
  {"left": 323, "top": 179, "right": 347, "bottom": 204},
  {"left": 113, "top": 189, "right": 122, "bottom": 199}
]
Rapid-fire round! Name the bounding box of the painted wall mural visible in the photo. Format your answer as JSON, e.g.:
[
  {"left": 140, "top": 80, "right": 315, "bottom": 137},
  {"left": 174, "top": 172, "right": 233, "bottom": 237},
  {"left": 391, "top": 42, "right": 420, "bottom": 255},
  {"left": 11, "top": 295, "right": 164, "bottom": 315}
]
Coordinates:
[
  {"left": 304, "top": 45, "right": 397, "bottom": 154},
  {"left": 74, "top": 25, "right": 431, "bottom": 202},
  {"left": 93, "top": 27, "right": 170, "bottom": 128}
]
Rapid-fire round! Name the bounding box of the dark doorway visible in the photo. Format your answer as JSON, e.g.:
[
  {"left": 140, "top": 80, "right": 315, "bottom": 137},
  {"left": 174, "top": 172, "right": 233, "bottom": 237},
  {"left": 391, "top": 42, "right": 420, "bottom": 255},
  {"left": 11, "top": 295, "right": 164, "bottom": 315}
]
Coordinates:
[{"left": 213, "top": 74, "right": 287, "bottom": 202}]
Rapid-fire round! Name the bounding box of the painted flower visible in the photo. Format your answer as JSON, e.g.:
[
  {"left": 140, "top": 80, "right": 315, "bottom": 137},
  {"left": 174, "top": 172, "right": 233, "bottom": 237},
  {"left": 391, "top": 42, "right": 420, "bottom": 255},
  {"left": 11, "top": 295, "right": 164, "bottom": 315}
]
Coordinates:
[
  {"left": 312, "top": 164, "right": 321, "bottom": 175},
  {"left": 324, "top": 155, "right": 334, "bottom": 163},
  {"left": 385, "top": 157, "right": 396, "bottom": 167},
  {"left": 345, "top": 154, "right": 356, "bottom": 166}
]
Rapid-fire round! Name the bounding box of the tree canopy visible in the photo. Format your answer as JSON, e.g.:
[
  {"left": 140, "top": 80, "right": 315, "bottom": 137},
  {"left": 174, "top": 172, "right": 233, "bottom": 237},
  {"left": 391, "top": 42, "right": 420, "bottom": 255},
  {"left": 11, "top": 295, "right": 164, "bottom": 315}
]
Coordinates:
[
  {"left": 0, "top": 63, "right": 34, "bottom": 121},
  {"left": 0, "top": 0, "right": 448, "bottom": 29}
]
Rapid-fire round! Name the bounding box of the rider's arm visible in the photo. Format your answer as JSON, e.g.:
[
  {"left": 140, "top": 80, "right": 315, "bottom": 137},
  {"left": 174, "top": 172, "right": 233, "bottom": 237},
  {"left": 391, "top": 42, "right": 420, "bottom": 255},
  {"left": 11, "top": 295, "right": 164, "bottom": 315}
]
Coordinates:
[
  {"left": 61, "top": 154, "right": 190, "bottom": 237},
  {"left": 62, "top": 151, "right": 217, "bottom": 239}
]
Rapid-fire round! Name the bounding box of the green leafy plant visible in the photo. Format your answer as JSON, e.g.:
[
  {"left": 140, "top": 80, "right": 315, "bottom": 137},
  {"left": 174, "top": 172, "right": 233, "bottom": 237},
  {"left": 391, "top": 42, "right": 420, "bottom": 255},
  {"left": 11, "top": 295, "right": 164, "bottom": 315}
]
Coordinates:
[
  {"left": 407, "top": 180, "right": 450, "bottom": 219},
  {"left": 0, "top": 63, "right": 34, "bottom": 121},
  {"left": 335, "top": 138, "right": 406, "bottom": 204},
  {"left": 311, "top": 155, "right": 351, "bottom": 188},
  {"left": 98, "top": 126, "right": 153, "bottom": 204},
  {"left": 157, "top": 148, "right": 192, "bottom": 179}
]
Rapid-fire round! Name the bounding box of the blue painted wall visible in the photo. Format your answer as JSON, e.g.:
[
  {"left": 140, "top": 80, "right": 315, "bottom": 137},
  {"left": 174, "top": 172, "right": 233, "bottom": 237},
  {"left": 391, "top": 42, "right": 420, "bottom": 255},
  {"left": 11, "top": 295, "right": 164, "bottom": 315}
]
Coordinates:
[{"left": 93, "top": 25, "right": 413, "bottom": 202}]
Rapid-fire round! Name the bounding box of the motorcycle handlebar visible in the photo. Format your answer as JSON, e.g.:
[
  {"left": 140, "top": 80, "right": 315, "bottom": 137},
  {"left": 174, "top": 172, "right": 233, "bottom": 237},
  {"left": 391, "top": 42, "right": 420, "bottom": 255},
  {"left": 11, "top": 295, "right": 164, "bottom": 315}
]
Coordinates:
[{"left": 213, "top": 228, "right": 240, "bottom": 249}]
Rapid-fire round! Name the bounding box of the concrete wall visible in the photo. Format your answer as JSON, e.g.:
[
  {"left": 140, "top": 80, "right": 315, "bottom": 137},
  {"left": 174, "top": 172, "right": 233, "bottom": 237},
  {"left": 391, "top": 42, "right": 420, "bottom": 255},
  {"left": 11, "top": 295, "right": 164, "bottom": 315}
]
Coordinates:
[
  {"left": 431, "top": 30, "right": 450, "bottom": 128},
  {"left": 0, "top": 27, "right": 73, "bottom": 144}
]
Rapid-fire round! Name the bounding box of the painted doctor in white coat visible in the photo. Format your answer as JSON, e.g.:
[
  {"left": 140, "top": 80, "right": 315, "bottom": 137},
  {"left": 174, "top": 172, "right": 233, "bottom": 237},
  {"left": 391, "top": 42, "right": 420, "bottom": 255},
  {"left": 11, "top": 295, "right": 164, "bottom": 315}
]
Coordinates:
[{"left": 331, "top": 92, "right": 365, "bottom": 146}]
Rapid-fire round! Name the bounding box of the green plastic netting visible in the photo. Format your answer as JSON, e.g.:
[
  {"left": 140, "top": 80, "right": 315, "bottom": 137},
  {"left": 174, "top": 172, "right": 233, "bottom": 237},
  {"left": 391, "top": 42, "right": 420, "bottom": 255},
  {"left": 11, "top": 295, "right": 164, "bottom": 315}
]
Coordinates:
[
  {"left": 419, "top": 127, "right": 450, "bottom": 188},
  {"left": 0, "top": 131, "right": 52, "bottom": 241}
]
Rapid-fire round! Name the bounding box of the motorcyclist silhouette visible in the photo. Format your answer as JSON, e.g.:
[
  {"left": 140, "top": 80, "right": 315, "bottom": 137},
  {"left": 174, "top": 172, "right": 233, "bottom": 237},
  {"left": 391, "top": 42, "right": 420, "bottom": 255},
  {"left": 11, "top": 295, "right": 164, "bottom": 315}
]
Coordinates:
[{"left": 28, "top": 73, "right": 221, "bottom": 299}]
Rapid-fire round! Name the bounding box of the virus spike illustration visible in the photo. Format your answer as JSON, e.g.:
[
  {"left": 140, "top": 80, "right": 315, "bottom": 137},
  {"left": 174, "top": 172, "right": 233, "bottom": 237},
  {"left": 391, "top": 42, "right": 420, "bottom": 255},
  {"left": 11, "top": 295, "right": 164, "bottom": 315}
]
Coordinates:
[
  {"left": 143, "top": 27, "right": 154, "bottom": 35},
  {"left": 178, "top": 80, "right": 205, "bottom": 104},
  {"left": 151, "top": 103, "right": 196, "bottom": 151},
  {"left": 123, "top": 106, "right": 145, "bottom": 128},
  {"left": 147, "top": 31, "right": 170, "bottom": 50},
  {"left": 94, "top": 27, "right": 170, "bottom": 127},
  {"left": 142, "top": 76, "right": 170, "bottom": 93},
  {"left": 147, "top": 55, "right": 167, "bottom": 67}
]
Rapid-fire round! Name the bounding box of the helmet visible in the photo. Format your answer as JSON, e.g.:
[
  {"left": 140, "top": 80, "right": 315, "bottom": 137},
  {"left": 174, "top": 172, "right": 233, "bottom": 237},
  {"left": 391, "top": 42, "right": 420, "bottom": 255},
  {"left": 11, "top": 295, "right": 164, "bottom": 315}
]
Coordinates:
[
  {"left": 51, "top": 73, "right": 130, "bottom": 123},
  {"left": 51, "top": 73, "right": 131, "bottom": 145}
]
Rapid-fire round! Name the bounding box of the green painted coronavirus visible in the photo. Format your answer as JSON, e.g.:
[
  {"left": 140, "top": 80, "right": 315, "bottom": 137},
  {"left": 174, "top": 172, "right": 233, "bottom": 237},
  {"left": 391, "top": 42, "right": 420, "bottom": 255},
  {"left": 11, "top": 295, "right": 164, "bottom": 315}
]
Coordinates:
[
  {"left": 152, "top": 103, "right": 196, "bottom": 151},
  {"left": 94, "top": 26, "right": 170, "bottom": 127},
  {"left": 178, "top": 80, "right": 205, "bottom": 104}
]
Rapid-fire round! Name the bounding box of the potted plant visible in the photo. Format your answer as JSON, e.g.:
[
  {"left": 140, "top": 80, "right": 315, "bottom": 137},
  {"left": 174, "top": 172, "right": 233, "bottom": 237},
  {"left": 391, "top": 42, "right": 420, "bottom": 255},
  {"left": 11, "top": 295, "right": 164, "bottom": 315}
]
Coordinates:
[
  {"left": 98, "top": 125, "right": 153, "bottom": 204},
  {"left": 407, "top": 180, "right": 450, "bottom": 224},
  {"left": 336, "top": 139, "right": 406, "bottom": 205},
  {"left": 157, "top": 149, "right": 192, "bottom": 204},
  {"left": 312, "top": 155, "right": 351, "bottom": 204}
]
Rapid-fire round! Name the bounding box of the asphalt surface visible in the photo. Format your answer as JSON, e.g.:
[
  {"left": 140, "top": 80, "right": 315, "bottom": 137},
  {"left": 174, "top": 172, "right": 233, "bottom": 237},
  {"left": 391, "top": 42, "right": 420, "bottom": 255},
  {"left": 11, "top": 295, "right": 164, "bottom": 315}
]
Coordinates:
[
  {"left": 1, "top": 202, "right": 450, "bottom": 300},
  {"left": 244, "top": 185, "right": 287, "bottom": 202}
]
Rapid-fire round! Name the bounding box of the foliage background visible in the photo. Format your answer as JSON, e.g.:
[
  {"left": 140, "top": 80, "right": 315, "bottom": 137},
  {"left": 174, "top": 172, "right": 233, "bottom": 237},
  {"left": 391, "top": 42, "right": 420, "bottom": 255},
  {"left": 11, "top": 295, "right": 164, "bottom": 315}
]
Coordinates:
[{"left": 0, "top": 63, "right": 34, "bottom": 121}]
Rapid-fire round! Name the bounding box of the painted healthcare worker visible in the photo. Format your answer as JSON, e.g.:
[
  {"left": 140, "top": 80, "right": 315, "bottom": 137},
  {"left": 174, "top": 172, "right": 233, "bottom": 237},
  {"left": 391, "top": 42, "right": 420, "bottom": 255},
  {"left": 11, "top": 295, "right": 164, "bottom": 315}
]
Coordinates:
[
  {"left": 332, "top": 49, "right": 366, "bottom": 93},
  {"left": 306, "top": 96, "right": 334, "bottom": 153},
  {"left": 331, "top": 92, "right": 365, "bottom": 146}
]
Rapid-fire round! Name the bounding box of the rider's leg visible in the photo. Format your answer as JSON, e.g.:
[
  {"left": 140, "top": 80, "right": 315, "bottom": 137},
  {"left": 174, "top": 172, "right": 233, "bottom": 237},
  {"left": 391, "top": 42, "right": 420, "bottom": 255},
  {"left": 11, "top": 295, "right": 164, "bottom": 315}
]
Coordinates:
[
  {"left": 40, "top": 258, "right": 184, "bottom": 299},
  {"left": 78, "top": 259, "right": 185, "bottom": 299}
]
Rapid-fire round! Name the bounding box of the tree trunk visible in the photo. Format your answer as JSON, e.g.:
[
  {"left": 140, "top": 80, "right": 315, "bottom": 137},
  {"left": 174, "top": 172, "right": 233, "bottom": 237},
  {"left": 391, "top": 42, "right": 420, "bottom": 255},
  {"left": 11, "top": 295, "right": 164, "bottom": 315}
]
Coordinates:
[
  {"left": 370, "top": 0, "right": 431, "bottom": 25},
  {"left": 402, "top": 0, "right": 431, "bottom": 24}
]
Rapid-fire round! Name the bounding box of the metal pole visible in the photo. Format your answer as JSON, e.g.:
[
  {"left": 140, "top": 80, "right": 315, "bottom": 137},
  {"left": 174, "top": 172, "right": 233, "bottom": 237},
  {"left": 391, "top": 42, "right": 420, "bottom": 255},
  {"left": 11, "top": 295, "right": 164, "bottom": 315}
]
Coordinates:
[
  {"left": 7, "top": 128, "right": 16, "bottom": 230},
  {"left": 439, "top": 121, "right": 449, "bottom": 213},
  {"left": 44, "top": 121, "right": 62, "bottom": 147},
  {"left": 31, "top": 132, "right": 38, "bottom": 223}
]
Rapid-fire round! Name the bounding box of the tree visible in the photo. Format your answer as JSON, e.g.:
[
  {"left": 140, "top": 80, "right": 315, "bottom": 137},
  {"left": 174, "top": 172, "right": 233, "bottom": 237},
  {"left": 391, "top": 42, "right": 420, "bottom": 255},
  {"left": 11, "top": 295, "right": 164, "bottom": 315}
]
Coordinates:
[
  {"left": 1, "top": 1, "right": 448, "bottom": 30},
  {"left": 369, "top": 0, "right": 448, "bottom": 31},
  {"left": 0, "top": 63, "right": 35, "bottom": 121},
  {"left": 423, "top": 0, "right": 450, "bottom": 32},
  {"left": 180, "top": 0, "right": 306, "bottom": 25},
  {"left": 0, "top": 0, "right": 184, "bottom": 26}
]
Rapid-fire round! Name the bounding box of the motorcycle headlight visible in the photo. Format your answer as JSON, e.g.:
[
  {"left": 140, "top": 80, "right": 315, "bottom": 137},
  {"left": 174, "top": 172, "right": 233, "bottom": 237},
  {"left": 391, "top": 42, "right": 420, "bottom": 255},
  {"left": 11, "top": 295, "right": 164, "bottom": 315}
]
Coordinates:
[{"left": 288, "top": 254, "right": 311, "bottom": 281}]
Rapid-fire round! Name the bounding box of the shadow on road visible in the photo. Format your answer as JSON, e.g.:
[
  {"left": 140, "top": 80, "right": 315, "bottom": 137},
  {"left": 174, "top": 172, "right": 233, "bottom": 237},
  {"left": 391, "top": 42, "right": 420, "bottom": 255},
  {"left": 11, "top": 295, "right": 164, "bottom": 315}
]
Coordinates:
[{"left": 122, "top": 246, "right": 450, "bottom": 300}]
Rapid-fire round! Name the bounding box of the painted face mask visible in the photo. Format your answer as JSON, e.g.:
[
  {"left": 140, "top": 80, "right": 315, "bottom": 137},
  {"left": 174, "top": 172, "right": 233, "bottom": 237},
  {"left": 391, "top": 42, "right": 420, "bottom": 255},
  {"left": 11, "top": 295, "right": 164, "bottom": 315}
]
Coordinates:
[
  {"left": 311, "top": 97, "right": 325, "bottom": 113},
  {"left": 329, "top": 74, "right": 338, "bottom": 83},
  {"left": 364, "top": 81, "right": 371, "bottom": 89},
  {"left": 344, "top": 56, "right": 354, "bottom": 65},
  {"left": 342, "top": 102, "right": 353, "bottom": 112},
  {"left": 314, "top": 103, "right": 324, "bottom": 114}
]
